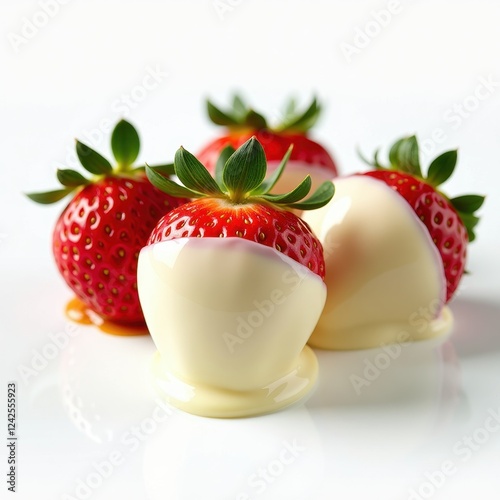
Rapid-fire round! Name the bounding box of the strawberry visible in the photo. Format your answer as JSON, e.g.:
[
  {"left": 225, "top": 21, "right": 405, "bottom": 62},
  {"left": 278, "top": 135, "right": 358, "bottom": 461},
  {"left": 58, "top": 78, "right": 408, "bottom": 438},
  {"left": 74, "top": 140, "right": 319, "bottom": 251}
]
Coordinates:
[
  {"left": 145, "top": 137, "right": 335, "bottom": 279},
  {"left": 197, "top": 95, "right": 338, "bottom": 193},
  {"left": 27, "top": 120, "right": 189, "bottom": 325},
  {"left": 359, "top": 136, "right": 484, "bottom": 302}
]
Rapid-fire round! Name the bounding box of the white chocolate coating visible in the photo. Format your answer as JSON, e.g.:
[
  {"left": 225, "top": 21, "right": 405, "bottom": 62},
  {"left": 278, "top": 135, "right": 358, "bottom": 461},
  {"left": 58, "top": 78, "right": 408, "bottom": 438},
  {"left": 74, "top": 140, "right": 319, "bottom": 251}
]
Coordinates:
[
  {"left": 302, "top": 176, "right": 452, "bottom": 350},
  {"left": 138, "top": 238, "right": 326, "bottom": 417}
]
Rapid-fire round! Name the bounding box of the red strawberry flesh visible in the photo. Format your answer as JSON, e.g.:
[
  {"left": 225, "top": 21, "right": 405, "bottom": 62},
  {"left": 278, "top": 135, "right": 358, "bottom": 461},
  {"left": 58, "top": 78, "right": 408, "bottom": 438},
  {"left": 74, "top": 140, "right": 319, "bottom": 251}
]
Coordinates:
[
  {"left": 148, "top": 198, "right": 326, "bottom": 279},
  {"left": 53, "top": 176, "right": 187, "bottom": 323},
  {"left": 198, "top": 130, "right": 337, "bottom": 177}
]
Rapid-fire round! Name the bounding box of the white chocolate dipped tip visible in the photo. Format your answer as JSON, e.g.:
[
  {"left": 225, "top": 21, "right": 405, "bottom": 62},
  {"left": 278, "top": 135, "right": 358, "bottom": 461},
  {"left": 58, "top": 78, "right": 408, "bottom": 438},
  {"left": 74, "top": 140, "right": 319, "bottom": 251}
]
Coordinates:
[
  {"left": 303, "top": 176, "right": 452, "bottom": 350},
  {"left": 138, "top": 237, "right": 326, "bottom": 417}
]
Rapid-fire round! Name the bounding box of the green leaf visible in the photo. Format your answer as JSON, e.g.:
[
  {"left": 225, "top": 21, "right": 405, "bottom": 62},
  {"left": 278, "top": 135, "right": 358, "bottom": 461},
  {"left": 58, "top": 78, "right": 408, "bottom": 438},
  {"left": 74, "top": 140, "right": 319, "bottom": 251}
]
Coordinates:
[
  {"left": 402, "top": 136, "right": 421, "bottom": 176},
  {"left": 144, "top": 163, "right": 175, "bottom": 176},
  {"left": 357, "top": 146, "right": 373, "bottom": 167},
  {"left": 215, "top": 145, "right": 235, "bottom": 191},
  {"left": 427, "top": 150, "right": 457, "bottom": 187},
  {"left": 232, "top": 94, "right": 247, "bottom": 120},
  {"left": 389, "top": 136, "right": 422, "bottom": 177},
  {"left": 175, "top": 147, "right": 223, "bottom": 196},
  {"left": 287, "top": 181, "right": 335, "bottom": 211},
  {"left": 254, "top": 144, "right": 293, "bottom": 195},
  {"left": 145, "top": 165, "right": 200, "bottom": 199},
  {"left": 373, "top": 150, "right": 384, "bottom": 169},
  {"left": 283, "top": 97, "right": 297, "bottom": 119},
  {"left": 275, "top": 97, "right": 321, "bottom": 133},
  {"left": 26, "top": 188, "right": 74, "bottom": 204},
  {"left": 458, "top": 212, "right": 480, "bottom": 228},
  {"left": 294, "top": 97, "right": 320, "bottom": 130},
  {"left": 76, "top": 140, "right": 112, "bottom": 175},
  {"left": 56, "top": 169, "right": 90, "bottom": 187},
  {"left": 111, "top": 120, "right": 140, "bottom": 167},
  {"left": 207, "top": 99, "right": 239, "bottom": 126},
  {"left": 244, "top": 109, "right": 267, "bottom": 130},
  {"left": 451, "top": 194, "right": 485, "bottom": 213},
  {"left": 223, "top": 137, "right": 267, "bottom": 199},
  {"left": 388, "top": 138, "right": 405, "bottom": 167},
  {"left": 457, "top": 211, "right": 480, "bottom": 242},
  {"left": 260, "top": 175, "right": 312, "bottom": 205},
  {"left": 399, "top": 136, "right": 421, "bottom": 176},
  {"left": 357, "top": 146, "right": 384, "bottom": 169}
]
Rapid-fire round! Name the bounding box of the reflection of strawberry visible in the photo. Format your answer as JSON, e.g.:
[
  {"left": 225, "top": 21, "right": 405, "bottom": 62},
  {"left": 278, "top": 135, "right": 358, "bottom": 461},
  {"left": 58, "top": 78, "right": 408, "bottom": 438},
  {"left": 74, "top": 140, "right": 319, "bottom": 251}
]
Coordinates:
[
  {"left": 27, "top": 120, "right": 188, "bottom": 324},
  {"left": 359, "top": 136, "right": 484, "bottom": 301},
  {"left": 197, "top": 95, "right": 338, "bottom": 192},
  {"left": 146, "top": 137, "right": 335, "bottom": 278}
]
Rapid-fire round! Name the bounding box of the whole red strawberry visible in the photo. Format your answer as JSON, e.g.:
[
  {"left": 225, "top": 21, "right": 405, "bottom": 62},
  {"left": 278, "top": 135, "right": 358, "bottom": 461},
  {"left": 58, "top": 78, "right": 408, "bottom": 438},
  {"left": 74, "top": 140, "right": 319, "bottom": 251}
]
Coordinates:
[
  {"left": 27, "top": 120, "right": 188, "bottom": 325},
  {"left": 197, "top": 95, "right": 338, "bottom": 193},
  {"left": 359, "top": 136, "right": 484, "bottom": 302},
  {"left": 145, "top": 137, "right": 335, "bottom": 279}
]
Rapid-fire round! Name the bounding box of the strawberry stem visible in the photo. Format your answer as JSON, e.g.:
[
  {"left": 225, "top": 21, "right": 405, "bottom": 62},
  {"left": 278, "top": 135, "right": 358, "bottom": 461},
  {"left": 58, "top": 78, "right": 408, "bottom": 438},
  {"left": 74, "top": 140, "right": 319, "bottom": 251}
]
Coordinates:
[
  {"left": 26, "top": 120, "right": 173, "bottom": 205},
  {"left": 206, "top": 95, "right": 322, "bottom": 134},
  {"left": 360, "top": 135, "right": 485, "bottom": 242},
  {"left": 146, "top": 137, "right": 335, "bottom": 211}
]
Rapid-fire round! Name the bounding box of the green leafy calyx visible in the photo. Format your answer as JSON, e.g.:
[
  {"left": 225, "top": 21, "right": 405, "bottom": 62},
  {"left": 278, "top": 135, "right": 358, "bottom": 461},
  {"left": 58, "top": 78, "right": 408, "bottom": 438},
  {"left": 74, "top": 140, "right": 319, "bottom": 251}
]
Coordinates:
[
  {"left": 27, "top": 120, "right": 170, "bottom": 205},
  {"left": 112, "top": 119, "right": 140, "bottom": 169},
  {"left": 146, "top": 136, "right": 334, "bottom": 211},
  {"left": 206, "top": 94, "right": 322, "bottom": 134},
  {"left": 359, "top": 135, "right": 485, "bottom": 242}
]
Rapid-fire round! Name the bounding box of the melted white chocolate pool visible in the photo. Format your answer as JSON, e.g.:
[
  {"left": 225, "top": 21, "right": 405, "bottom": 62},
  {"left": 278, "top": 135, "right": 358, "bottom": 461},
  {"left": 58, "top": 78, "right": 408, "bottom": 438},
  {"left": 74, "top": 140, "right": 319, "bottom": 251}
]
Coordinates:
[
  {"left": 302, "top": 176, "right": 453, "bottom": 350},
  {"left": 138, "top": 237, "right": 326, "bottom": 417}
]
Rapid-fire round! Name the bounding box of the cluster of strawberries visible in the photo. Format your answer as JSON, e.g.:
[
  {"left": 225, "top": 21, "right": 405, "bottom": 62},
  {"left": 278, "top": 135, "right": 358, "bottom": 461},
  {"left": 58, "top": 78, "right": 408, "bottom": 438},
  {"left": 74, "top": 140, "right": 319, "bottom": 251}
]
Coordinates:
[{"left": 29, "top": 95, "right": 484, "bottom": 328}]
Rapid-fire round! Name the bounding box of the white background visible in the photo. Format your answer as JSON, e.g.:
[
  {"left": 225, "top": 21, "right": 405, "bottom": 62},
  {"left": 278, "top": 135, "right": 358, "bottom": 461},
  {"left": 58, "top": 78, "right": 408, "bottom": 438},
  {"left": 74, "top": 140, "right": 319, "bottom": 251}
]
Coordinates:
[{"left": 1, "top": 1, "right": 500, "bottom": 499}]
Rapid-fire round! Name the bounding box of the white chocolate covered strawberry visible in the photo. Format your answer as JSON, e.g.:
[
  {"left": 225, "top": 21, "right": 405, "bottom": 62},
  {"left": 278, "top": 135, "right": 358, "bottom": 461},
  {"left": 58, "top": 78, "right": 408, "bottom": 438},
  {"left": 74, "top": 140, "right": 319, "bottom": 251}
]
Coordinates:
[
  {"left": 303, "top": 136, "right": 484, "bottom": 350},
  {"left": 138, "top": 137, "right": 334, "bottom": 417}
]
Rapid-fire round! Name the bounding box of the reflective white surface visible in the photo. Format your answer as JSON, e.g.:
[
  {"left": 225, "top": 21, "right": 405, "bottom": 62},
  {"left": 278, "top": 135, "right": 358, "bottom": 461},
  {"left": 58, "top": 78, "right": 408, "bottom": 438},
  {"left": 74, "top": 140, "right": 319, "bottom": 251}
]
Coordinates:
[
  {"left": 2, "top": 0, "right": 500, "bottom": 498},
  {"left": 6, "top": 300, "right": 500, "bottom": 500}
]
